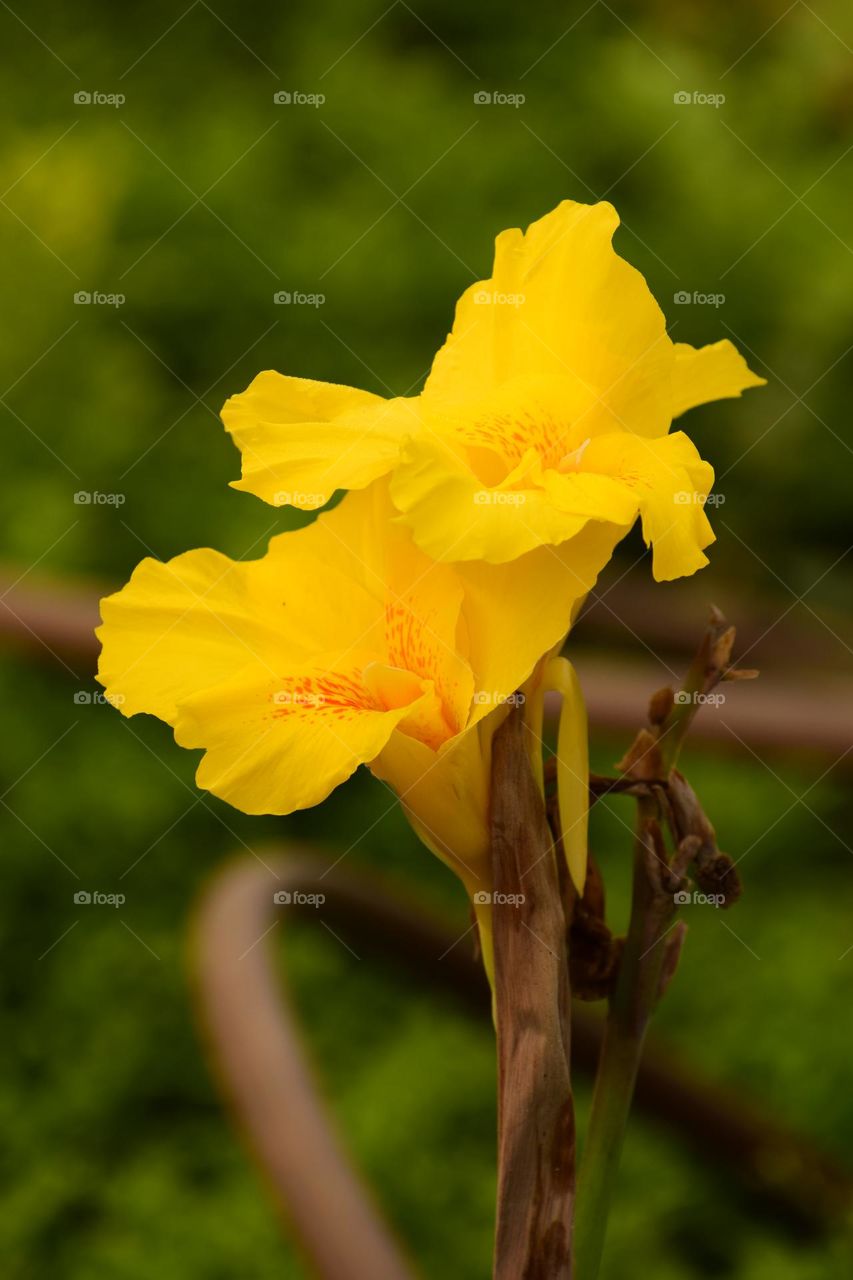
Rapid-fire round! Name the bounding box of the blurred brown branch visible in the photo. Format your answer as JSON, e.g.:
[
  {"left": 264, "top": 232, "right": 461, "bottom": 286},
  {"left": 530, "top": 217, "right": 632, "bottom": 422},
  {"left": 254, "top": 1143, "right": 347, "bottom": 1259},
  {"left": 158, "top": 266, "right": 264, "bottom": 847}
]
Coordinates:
[
  {"left": 4, "top": 568, "right": 851, "bottom": 760},
  {"left": 192, "top": 850, "right": 853, "bottom": 1279}
]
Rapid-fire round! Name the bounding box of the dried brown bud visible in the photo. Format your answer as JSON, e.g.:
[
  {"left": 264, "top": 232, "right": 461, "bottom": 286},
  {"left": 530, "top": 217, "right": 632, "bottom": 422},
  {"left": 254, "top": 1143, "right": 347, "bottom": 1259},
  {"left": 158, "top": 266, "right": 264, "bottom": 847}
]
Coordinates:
[
  {"left": 694, "top": 850, "right": 742, "bottom": 908},
  {"left": 672, "top": 833, "right": 702, "bottom": 879},
  {"left": 615, "top": 728, "right": 663, "bottom": 781},
  {"left": 709, "top": 625, "right": 736, "bottom": 678},
  {"left": 648, "top": 685, "right": 675, "bottom": 725},
  {"left": 569, "top": 914, "right": 623, "bottom": 1001}
]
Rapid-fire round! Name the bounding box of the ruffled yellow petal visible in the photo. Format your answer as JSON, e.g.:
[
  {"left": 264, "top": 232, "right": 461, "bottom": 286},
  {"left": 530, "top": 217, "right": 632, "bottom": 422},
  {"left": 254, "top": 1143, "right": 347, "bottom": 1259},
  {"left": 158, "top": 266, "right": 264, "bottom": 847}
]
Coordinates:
[
  {"left": 672, "top": 340, "right": 766, "bottom": 418},
  {"left": 390, "top": 432, "right": 591, "bottom": 563},
  {"left": 97, "top": 484, "right": 493, "bottom": 819},
  {"left": 174, "top": 652, "right": 423, "bottom": 814},
  {"left": 425, "top": 374, "right": 625, "bottom": 484},
  {"left": 297, "top": 484, "right": 476, "bottom": 731},
  {"left": 424, "top": 200, "right": 674, "bottom": 439},
  {"left": 542, "top": 431, "right": 715, "bottom": 581},
  {"left": 222, "top": 372, "right": 418, "bottom": 508},
  {"left": 96, "top": 547, "right": 304, "bottom": 724},
  {"left": 97, "top": 551, "right": 467, "bottom": 817}
]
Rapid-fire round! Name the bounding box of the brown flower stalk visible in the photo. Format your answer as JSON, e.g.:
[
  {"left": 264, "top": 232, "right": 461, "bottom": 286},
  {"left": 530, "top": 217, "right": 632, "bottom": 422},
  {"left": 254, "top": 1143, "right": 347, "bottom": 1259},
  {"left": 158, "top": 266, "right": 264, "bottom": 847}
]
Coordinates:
[{"left": 490, "top": 706, "right": 575, "bottom": 1278}]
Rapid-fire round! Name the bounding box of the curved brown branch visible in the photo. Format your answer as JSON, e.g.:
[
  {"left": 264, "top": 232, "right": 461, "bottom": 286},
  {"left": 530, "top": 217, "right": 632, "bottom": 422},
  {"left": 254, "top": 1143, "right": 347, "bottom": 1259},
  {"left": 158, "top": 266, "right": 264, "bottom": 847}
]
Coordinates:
[
  {"left": 5, "top": 571, "right": 851, "bottom": 760},
  {"left": 191, "top": 848, "right": 852, "bottom": 1279},
  {"left": 191, "top": 853, "right": 419, "bottom": 1280}
]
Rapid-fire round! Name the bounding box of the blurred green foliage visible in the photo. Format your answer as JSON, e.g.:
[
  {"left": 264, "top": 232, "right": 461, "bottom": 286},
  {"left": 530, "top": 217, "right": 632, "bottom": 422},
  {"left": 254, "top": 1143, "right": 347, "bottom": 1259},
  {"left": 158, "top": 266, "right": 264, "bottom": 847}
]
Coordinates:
[{"left": 2, "top": 1, "right": 852, "bottom": 1276}]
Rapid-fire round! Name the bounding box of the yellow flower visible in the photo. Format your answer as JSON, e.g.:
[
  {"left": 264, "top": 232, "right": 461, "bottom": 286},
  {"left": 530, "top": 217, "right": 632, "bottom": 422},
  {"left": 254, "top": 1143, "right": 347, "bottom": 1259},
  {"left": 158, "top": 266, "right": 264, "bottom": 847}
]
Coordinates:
[
  {"left": 97, "top": 483, "right": 619, "bottom": 974},
  {"left": 223, "top": 200, "right": 764, "bottom": 581}
]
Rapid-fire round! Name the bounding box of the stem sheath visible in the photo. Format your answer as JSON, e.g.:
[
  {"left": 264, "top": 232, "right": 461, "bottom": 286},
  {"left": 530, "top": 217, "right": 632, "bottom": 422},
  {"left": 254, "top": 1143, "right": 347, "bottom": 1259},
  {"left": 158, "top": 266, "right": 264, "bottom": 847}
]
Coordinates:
[{"left": 490, "top": 706, "right": 575, "bottom": 1279}]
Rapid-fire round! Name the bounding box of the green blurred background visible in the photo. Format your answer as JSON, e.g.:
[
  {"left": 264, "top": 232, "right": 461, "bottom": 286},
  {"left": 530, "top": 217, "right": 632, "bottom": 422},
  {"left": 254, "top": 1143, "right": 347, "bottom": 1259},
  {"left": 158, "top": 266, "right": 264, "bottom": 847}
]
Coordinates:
[{"left": 2, "top": 1, "right": 852, "bottom": 1276}]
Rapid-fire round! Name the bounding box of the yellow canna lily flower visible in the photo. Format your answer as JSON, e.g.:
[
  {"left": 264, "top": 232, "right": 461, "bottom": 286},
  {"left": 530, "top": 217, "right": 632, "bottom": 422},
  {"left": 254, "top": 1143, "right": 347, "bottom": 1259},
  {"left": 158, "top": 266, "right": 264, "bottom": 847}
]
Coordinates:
[
  {"left": 223, "top": 200, "right": 764, "bottom": 581},
  {"left": 97, "top": 483, "right": 621, "bottom": 975}
]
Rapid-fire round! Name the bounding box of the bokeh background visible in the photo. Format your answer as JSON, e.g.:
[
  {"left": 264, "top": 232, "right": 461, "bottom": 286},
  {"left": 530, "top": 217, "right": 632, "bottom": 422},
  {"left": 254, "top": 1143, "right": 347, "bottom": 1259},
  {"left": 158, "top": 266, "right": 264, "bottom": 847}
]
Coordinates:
[{"left": 2, "top": 1, "right": 852, "bottom": 1276}]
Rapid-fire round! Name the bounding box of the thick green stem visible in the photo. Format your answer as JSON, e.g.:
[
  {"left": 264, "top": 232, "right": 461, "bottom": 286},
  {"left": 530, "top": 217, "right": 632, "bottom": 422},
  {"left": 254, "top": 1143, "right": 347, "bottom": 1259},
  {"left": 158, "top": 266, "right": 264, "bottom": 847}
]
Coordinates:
[
  {"left": 573, "top": 800, "right": 675, "bottom": 1278},
  {"left": 572, "top": 1021, "right": 643, "bottom": 1274}
]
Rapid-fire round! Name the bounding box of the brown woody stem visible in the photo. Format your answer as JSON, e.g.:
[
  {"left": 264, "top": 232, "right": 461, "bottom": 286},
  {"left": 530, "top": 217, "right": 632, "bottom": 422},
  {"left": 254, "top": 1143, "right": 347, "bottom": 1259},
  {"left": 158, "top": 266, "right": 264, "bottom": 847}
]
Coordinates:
[{"left": 490, "top": 705, "right": 575, "bottom": 1279}]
